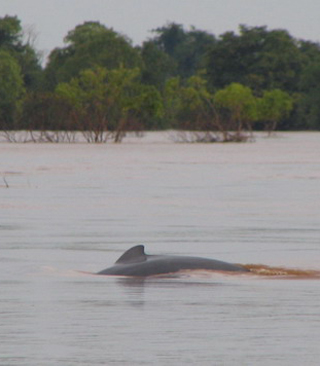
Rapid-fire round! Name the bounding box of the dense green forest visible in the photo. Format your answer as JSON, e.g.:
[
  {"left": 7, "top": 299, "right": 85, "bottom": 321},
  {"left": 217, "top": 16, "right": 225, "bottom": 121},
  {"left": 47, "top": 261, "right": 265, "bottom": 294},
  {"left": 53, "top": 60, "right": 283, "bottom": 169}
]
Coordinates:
[{"left": 1, "top": 15, "right": 320, "bottom": 142}]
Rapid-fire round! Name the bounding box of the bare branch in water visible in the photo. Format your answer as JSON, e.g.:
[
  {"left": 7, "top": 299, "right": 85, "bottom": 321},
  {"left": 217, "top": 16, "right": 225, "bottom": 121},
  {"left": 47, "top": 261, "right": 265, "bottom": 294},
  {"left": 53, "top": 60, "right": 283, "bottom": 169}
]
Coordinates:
[{"left": 3, "top": 176, "right": 9, "bottom": 188}]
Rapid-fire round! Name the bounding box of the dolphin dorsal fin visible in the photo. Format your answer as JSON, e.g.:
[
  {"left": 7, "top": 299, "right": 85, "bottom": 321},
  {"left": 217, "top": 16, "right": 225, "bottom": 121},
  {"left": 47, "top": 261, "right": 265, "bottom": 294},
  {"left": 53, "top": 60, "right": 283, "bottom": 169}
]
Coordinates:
[{"left": 115, "top": 245, "right": 147, "bottom": 264}]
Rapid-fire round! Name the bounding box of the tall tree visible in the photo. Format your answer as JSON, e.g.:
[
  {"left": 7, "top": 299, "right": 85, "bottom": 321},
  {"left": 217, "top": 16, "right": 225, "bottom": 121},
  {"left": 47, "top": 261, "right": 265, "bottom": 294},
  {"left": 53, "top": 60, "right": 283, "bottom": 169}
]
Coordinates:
[
  {"left": 206, "top": 25, "right": 303, "bottom": 93},
  {"left": 148, "top": 23, "right": 216, "bottom": 80},
  {"left": 257, "top": 89, "right": 293, "bottom": 134},
  {"left": 153, "top": 23, "right": 187, "bottom": 56},
  {"left": 44, "top": 21, "right": 142, "bottom": 90},
  {"left": 0, "top": 15, "right": 42, "bottom": 91},
  {"left": 214, "top": 83, "right": 257, "bottom": 140},
  {"left": 0, "top": 50, "right": 25, "bottom": 128},
  {"left": 140, "top": 40, "right": 176, "bottom": 89},
  {"left": 297, "top": 63, "right": 320, "bottom": 129},
  {"left": 0, "top": 15, "right": 21, "bottom": 48},
  {"left": 298, "top": 40, "right": 320, "bottom": 66},
  {"left": 164, "top": 75, "right": 213, "bottom": 130},
  {"left": 55, "top": 66, "right": 163, "bottom": 142},
  {"left": 296, "top": 41, "right": 320, "bottom": 129}
]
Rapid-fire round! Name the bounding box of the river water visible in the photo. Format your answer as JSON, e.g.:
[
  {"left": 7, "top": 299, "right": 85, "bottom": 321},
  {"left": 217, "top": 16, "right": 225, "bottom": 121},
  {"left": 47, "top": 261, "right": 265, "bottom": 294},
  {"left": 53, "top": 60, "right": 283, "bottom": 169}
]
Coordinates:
[{"left": 1, "top": 132, "right": 320, "bottom": 365}]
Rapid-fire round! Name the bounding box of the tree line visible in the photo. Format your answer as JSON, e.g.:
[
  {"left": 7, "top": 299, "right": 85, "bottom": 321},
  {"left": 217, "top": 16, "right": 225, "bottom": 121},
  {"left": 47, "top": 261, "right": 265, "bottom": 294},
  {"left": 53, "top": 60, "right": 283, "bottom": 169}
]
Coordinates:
[{"left": 1, "top": 15, "right": 320, "bottom": 142}]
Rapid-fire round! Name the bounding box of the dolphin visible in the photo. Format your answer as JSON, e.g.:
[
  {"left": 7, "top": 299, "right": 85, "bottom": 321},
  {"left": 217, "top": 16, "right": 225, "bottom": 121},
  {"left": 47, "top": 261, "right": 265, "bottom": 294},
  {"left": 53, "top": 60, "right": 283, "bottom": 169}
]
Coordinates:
[{"left": 96, "top": 245, "right": 249, "bottom": 277}]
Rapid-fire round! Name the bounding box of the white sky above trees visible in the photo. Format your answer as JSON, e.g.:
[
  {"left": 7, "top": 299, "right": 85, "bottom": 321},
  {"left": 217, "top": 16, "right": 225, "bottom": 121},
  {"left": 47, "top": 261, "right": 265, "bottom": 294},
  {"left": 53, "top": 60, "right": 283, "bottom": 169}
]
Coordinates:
[{"left": 1, "top": 0, "right": 320, "bottom": 64}]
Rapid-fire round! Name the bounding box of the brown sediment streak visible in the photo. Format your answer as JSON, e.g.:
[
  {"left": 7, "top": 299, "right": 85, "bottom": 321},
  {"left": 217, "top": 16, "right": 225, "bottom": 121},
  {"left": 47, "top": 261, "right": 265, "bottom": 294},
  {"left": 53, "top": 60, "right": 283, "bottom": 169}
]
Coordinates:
[{"left": 243, "top": 264, "right": 320, "bottom": 279}]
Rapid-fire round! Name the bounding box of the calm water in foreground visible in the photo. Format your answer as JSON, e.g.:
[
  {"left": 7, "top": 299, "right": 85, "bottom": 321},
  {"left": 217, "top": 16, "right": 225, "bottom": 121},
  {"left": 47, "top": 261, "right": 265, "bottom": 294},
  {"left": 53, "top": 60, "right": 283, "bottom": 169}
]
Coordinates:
[{"left": 1, "top": 132, "right": 320, "bottom": 365}]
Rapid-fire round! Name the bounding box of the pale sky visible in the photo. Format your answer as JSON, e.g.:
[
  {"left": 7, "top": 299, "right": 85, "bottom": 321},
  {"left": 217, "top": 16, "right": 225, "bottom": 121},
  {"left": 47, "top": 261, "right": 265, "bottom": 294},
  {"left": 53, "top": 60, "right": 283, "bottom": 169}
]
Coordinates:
[{"left": 1, "top": 0, "right": 320, "bottom": 63}]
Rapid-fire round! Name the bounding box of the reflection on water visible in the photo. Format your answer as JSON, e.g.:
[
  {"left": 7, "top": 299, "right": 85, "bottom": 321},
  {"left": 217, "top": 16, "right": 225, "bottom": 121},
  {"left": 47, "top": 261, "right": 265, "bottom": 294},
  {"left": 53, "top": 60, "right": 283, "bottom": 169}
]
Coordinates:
[
  {"left": 116, "top": 274, "right": 226, "bottom": 288},
  {"left": 1, "top": 132, "right": 320, "bottom": 365}
]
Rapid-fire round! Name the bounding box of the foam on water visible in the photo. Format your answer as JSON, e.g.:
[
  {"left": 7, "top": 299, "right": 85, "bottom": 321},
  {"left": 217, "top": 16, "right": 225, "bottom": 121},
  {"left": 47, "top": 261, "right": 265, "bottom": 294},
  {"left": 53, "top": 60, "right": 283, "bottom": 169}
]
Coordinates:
[{"left": 244, "top": 264, "right": 320, "bottom": 278}]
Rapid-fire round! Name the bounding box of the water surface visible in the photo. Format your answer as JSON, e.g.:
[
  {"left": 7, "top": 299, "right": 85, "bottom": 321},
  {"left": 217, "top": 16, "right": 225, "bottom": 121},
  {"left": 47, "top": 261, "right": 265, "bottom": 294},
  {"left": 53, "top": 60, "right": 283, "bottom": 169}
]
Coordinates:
[{"left": 1, "top": 132, "right": 320, "bottom": 365}]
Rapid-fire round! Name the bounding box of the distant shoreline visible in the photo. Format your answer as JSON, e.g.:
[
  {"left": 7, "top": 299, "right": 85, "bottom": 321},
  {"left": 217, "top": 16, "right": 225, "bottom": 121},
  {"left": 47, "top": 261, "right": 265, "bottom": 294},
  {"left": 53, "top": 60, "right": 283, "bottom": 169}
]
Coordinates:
[{"left": 1, "top": 130, "right": 319, "bottom": 144}]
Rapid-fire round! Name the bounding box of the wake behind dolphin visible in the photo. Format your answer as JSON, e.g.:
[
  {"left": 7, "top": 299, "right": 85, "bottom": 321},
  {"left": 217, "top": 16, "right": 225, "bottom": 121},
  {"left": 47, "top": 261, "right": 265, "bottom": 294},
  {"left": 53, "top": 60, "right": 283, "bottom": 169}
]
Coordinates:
[{"left": 97, "top": 245, "right": 249, "bottom": 277}]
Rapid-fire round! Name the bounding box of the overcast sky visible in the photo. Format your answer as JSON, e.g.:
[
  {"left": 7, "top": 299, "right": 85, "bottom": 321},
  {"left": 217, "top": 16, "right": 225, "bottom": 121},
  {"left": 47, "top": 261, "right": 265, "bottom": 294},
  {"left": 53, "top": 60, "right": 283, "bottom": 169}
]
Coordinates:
[{"left": 1, "top": 0, "right": 320, "bottom": 62}]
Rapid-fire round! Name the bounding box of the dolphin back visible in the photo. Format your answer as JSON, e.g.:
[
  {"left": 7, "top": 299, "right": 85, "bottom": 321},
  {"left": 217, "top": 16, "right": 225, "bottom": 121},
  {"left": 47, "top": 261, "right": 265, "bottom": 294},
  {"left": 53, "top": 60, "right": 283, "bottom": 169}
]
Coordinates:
[
  {"left": 115, "top": 245, "right": 147, "bottom": 264},
  {"left": 96, "top": 245, "right": 249, "bottom": 276}
]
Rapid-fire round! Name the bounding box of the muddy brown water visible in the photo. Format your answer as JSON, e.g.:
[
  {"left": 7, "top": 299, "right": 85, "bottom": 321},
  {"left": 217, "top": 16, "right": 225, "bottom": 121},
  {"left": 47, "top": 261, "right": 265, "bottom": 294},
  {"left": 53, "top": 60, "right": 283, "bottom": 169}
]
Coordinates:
[{"left": 1, "top": 132, "right": 320, "bottom": 365}]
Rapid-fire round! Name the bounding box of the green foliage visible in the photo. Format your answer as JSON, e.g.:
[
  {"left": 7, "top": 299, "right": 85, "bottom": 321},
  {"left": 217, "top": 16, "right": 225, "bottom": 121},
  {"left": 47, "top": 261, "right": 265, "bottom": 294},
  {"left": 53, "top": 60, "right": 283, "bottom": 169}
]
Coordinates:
[
  {"left": 163, "top": 75, "right": 215, "bottom": 140},
  {"left": 140, "top": 41, "right": 176, "bottom": 89},
  {"left": 15, "top": 45, "right": 43, "bottom": 91},
  {"left": 129, "top": 84, "right": 164, "bottom": 130},
  {"left": 0, "top": 16, "right": 42, "bottom": 91},
  {"left": 163, "top": 78, "right": 258, "bottom": 141},
  {"left": 56, "top": 66, "right": 124, "bottom": 141},
  {"left": 214, "top": 83, "right": 257, "bottom": 123},
  {"left": 1, "top": 15, "right": 320, "bottom": 139},
  {"left": 0, "top": 50, "right": 25, "bottom": 127},
  {"left": 45, "top": 21, "right": 141, "bottom": 90},
  {"left": 297, "top": 63, "right": 320, "bottom": 129},
  {"left": 206, "top": 25, "right": 303, "bottom": 93},
  {"left": 153, "top": 23, "right": 186, "bottom": 56},
  {"left": 148, "top": 22, "right": 216, "bottom": 80},
  {"left": 20, "top": 92, "right": 73, "bottom": 131},
  {"left": 214, "top": 83, "right": 257, "bottom": 141},
  {"left": 64, "top": 21, "right": 108, "bottom": 45},
  {"left": 171, "top": 75, "right": 214, "bottom": 129},
  {"left": 56, "top": 66, "right": 163, "bottom": 142},
  {"left": 56, "top": 66, "right": 109, "bottom": 111},
  {"left": 257, "top": 89, "right": 293, "bottom": 133},
  {"left": 163, "top": 77, "right": 183, "bottom": 126},
  {"left": 0, "top": 15, "right": 21, "bottom": 48},
  {"left": 299, "top": 41, "right": 320, "bottom": 65}
]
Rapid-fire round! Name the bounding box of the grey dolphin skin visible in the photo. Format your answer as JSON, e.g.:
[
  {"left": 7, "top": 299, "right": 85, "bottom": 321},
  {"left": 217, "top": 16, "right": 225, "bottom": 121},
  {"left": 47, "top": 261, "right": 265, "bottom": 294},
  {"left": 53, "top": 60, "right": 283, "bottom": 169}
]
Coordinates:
[{"left": 97, "top": 245, "right": 249, "bottom": 277}]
